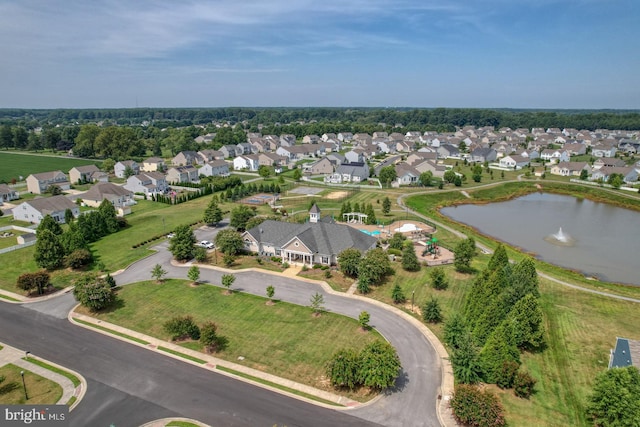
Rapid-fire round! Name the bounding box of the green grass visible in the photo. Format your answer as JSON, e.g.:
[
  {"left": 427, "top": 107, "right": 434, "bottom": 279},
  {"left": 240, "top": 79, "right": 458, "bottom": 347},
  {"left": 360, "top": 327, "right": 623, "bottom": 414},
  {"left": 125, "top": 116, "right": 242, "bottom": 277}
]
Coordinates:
[
  {"left": 72, "top": 318, "right": 150, "bottom": 345},
  {"left": 0, "top": 364, "right": 62, "bottom": 405},
  {"left": 0, "top": 151, "right": 101, "bottom": 183},
  {"left": 166, "top": 421, "right": 201, "bottom": 427},
  {"left": 24, "top": 357, "right": 81, "bottom": 387},
  {"left": 0, "top": 294, "right": 20, "bottom": 301},
  {"left": 80, "top": 280, "right": 382, "bottom": 399},
  {"left": 216, "top": 365, "right": 343, "bottom": 406},
  {"left": 157, "top": 346, "right": 206, "bottom": 364}
]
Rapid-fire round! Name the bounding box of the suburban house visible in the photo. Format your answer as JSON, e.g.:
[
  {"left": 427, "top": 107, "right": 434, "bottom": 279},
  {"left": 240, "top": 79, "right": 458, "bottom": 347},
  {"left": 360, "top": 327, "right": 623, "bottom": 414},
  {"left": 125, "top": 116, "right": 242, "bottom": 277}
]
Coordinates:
[
  {"left": 437, "top": 144, "right": 460, "bottom": 159},
  {"left": 591, "top": 166, "right": 638, "bottom": 184},
  {"left": 337, "top": 132, "right": 353, "bottom": 142},
  {"left": 114, "top": 160, "right": 140, "bottom": 178},
  {"left": 199, "top": 160, "right": 230, "bottom": 177},
  {"left": 344, "top": 149, "right": 365, "bottom": 164},
  {"left": 470, "top": 147, "right": 498, "bottom": 163},
  {"left": 124, "top": 172, "right": 168, "bottom": 195},
  {"left": 13, "top": 195, "right": 79, "bottom": 224},
  {"left": 241, "top": 205, "right": 377, "bottom": 266},
  {"left": 172, "top": 151, "right": 200, "bottom": 166},
  {"left": 592, "top": 144, "right": 617, "bottom": 158},
  {"left": 325, "top": 162, "right": 369, "bottom": 184},
  {"left": 393, "top": 163, "right": 420, "bottom": 186},
  {"left": 220, "top": 145, "right": 241, "bottom": 158},
  {"left": 81, "top": 182, "right": 135, "bottom": 209},
  {"left": 562, "top": 142, "right": 587, "bottom": 156},
  {"left": 304, "top": 157, "right": 334, "bottom": 175},
  {"left": 0, "top": 184, "right": 19, "bottom": 202},
  {"left": 609, "top": 337, "right": 640, "bottom": 368},
  {"left": 302, "top": 134, "right": 321, "bottom": 144},
  {"left": 140, "top": 157, "right": 166, "bottom": 172},
  {"left": 499, "top": 155, "right": 530, "bottom": 170},
  {"left": 26, "top": 171, "right": 70, "bottom": 194},
  {"left": 197, "top": 150, "right": 224, "bottom": 163},
  {"left": 593, "top": 158, "right": 626, "bottom": 170},
  {"left": 275, "top": 145, "right": 317, "bottom": 161},
  {"left": 540, "top": 149, "right": 570, "bottom": 163},
  {"left": 550, "top": 162, "right": 591, "bottom": 177},
  {"left": 237, "top": 143, "right": 256, "bottom": 155},
  {"left": 69, "top": 165, "right": 108, "bottom": 184},
  {"left": 413, "top": 159, "right": 447, "bottom": 178},
  {"left": 258, "top": 153, "right": 288, "bottom": 169},
  {"left": 166, "top": 165, "right": 199, "bottom": 184},
  {"left": 233, "top": 154, "right": 260, "bottom": 171}
]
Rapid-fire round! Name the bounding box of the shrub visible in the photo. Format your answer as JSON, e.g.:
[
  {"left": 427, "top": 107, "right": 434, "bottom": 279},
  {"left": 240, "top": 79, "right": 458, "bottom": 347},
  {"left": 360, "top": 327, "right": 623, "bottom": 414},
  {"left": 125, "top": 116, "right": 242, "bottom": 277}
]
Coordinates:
[
  {"left": 312, "top": 264, "right": 322, "bottom": 269},
  {"left": 194, "top": 247, "right": 207, "bottom": 262},
  {"left": 163, "top": 316, "right": 201, "bottom": 341},
  {"left": 301, "top": 265, "right": 309, "bottom": 272},
  {"left": 513, "top": 370, "right": 536, "bottom": 398},
  {"left": 387, "top": 248, "right": 402, "bottom": 256},
  {"left": 430, "top": 267, "right": 449, "bottom": 290},
  {"left": 391, "top": 284, "right": 406, "bottom": 304},
  {"left": 496, "top": 360, "right": 519, "bottom": 389},
  {"left": 270, "top": 256, "right": 282, "bottom": 263},
  {"left": 450, "top": 384, "right": 506, "bottom": 427},
  {"left": 200, "top": 321, "right": 225, "bottom": 353},
  {"left": 104, "top": 273, "right": 116, "bottom": 288},
  {"left": 73, "top": 275, "right": 115, "bottom": 311},
  {"left": 16, "top": 271, "right": 51, "bottom": 295},
  {"left": 65, "top": 248, "right": 94, "bottom": 269},
  {"left": 422, "top": 297, "right": 443, "bottom": 324},
  {"left": 324, "top": 270, "right": 332, "bottom": 279},
  {"left": 326, "top": 349, "right": 361, "bottom": 390}
]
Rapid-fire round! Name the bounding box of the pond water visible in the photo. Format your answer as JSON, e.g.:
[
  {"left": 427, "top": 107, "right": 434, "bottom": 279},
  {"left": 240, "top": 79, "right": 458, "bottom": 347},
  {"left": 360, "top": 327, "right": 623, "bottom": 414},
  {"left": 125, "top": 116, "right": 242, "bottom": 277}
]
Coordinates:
[{"left": 441, "top": 192, "right": 640, "bottom": 286}]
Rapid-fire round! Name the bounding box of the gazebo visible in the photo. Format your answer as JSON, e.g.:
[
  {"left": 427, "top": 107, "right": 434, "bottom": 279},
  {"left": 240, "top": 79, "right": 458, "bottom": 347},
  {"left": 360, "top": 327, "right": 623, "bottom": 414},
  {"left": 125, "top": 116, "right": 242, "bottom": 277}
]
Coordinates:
[{"left": 342, "top": 212, "right": 368, "bottom": 224}]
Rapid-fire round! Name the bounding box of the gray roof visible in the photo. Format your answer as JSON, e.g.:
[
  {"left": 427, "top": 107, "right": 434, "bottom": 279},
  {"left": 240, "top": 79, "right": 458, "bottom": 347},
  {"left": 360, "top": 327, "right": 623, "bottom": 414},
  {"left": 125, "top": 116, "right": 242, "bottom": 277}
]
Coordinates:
[
  {"left": 71, "top": 164, "right": 100, "bottom": 173},
  {"left": 22, "top": 195, "right": 76, "bottom": 214},
  {"left": 82, "top": 182, "right": 132, "bottom": 202},
  {"left": 245, "top": 219, "right": 377, "bottom": 256},
  {"left": 610, "top": 337, "right": 640, "bottom": 368},
  {"left": 30, "top": 170, "right": 66, "bottom": 180}
]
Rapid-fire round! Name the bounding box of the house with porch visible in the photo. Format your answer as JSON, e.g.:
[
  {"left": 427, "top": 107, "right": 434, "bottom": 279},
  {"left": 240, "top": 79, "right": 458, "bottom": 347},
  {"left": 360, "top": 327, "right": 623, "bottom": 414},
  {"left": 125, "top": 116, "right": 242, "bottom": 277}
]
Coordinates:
[
  {"left": 499, "top": 155, "right": 530, "bottom": 170},
  {"left": 233, "top": 154, "right": 260, "bottom": 171},
  {"left": 241, "top": 205, "right": 377, "bottom": 267},
  {"left": 550, "top": 162, "right": 591, "bottom": 177}
]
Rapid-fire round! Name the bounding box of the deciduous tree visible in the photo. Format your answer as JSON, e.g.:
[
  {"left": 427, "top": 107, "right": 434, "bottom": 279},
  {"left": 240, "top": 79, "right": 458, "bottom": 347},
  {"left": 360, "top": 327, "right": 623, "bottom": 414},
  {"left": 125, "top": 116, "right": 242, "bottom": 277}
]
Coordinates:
[
  {"left": 214, "top": 228, "right": 244, "bottom": 256},
  {"left": 358, "top": 341, "right": 401, "bottom": 390},
  {"left": 73, "top": 275, "right": 115, "bottom": 311},
  {"left": 338, "top": 248, "right": 361, "bottom": 278}
]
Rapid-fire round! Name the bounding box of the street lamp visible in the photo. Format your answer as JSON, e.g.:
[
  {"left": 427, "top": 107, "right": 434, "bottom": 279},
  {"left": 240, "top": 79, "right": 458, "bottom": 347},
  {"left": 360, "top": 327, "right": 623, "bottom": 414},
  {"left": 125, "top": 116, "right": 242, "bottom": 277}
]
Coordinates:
[{"left": 20, "top": 371, "right": 28, "bottom": 400}]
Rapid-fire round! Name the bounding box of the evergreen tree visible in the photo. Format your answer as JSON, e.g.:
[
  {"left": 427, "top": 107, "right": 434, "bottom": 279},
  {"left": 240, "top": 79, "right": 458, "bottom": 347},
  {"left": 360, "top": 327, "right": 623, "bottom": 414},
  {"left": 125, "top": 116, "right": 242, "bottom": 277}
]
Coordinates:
[
  {"left": 36, "top": 215, "right": 63, "bottom": 238},
  {"left": 34, "top": 229, "right": 65, "bottom": 270},
  {"left": 453, "top": 237, "right": 476, "bottom": 273},
  {"left": 508, "top": 293, "right": 545, "bottom": 350},
  {"left": 203, "top": 197, "right": 223, "bottom": 226},
  {"left": 98, "top": 199, "right": 119, "bottom": 234},
  {"left": 353, "top": 202, "right": 360, "bottom": 213},
  {"left": 365, "top": 203, "right": 377, "bottom": 225},
  {"left": 401, "top": 242, "right": 420, "bottom": 271},
  {"left": 450, "top": 331, "right": 483, "bottom": 384},
  {"left": 391, "top": 283, "right": 406, "bottom": 303},
  {"left": 430, "top": 267, "right": 449, "bottom": 290},
  {"left": 422, "top": 297, "right": 443, "bottom": 323},
  {"left": 382, "top": 197, "right": 391, "bottom": 215},
  {"left": 487, "top": 244, "right": 509, "bottom": 273},
  {"left": 444, "top": 313, "right": 469, "bottom": 350},
  {"left": 479, "top": 320, "right": 521, "bottom": 383}
]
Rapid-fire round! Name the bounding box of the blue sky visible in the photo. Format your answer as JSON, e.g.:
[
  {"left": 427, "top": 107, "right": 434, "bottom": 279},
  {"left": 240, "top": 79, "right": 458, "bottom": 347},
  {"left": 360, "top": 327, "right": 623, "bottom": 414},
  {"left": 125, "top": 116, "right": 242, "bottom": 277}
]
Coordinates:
[{"left": 1, "top": 0, "right": 638, "bottom": 109}]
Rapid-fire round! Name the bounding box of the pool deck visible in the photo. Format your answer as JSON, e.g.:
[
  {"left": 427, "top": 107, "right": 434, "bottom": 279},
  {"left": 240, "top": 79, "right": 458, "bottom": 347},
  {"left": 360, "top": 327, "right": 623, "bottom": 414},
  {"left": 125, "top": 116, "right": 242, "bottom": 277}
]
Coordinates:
[{"left": 347, "top": 220, "right": 436, "bottom": 238}]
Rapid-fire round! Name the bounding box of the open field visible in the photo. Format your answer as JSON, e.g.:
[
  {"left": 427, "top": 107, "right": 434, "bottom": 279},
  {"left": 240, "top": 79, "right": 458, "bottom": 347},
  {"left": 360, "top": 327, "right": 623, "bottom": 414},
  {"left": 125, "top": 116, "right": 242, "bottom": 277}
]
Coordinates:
[
  {"left": 0, "top": 364, "right": 62, "bottom": 405},
  {"left": 77, "top": 280, "right": 382, "bottom": 400},
  {"left": 0, "top": 151, "right": 100, "bottom": 183}
]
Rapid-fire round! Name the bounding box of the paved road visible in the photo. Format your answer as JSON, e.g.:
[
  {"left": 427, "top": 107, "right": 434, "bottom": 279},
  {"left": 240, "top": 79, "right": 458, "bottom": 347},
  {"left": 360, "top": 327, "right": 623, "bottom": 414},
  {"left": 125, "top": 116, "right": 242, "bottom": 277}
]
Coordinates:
[
  {"left": 0, "top": 301, "right": 379, "bottom": 427},
  {"left": 115, "top": 236, "right": 442, "bottom": 426}
]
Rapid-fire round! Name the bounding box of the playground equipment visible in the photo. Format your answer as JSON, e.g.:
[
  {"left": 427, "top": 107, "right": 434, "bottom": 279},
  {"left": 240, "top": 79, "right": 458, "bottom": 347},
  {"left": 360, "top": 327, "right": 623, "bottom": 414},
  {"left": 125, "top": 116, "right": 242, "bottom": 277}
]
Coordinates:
[{"left": 422, "top": 237, "right": 440, "bottom": 257}]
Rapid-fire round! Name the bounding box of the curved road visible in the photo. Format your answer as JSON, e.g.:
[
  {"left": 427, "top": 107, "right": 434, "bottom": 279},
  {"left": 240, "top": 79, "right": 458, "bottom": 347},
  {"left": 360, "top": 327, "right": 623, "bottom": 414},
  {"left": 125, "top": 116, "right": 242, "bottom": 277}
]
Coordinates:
[{"left": 0, "top": 223, "right": 443, "bottom": 427}]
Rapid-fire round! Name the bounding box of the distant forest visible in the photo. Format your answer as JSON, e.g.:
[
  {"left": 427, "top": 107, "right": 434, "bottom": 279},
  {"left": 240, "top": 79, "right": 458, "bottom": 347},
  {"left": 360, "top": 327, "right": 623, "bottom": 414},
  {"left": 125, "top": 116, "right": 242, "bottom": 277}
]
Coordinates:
[{"left": 1, "top": 107, "right": 640, "bottom": 131}]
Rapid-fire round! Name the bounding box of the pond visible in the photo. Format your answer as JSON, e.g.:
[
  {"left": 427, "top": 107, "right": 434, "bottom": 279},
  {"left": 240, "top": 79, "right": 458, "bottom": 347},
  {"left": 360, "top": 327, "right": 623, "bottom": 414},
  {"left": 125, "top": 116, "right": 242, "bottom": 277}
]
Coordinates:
[{"left": 441, "top": 192, "right": 640, "bottom": 286}]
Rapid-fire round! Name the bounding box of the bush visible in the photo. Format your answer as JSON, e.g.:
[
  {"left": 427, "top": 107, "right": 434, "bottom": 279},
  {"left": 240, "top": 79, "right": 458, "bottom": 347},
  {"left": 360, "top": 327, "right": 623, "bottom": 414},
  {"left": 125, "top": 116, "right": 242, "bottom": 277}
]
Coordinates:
[
  {"left": 73, "top": 275, "right": 115, "bottom": 311},
  {"left": 312, "top": 264, "right": 322, "bottom": 269},
  {"left": 16, "top": 271, "right": 51, "bottom": 295},
  {"left": 387, "top": 248, "right": 402, "bottom": 256},
  {"left": 450, "top": 384, "right": 506, "bottom": 427},
  {"left": 391, "top": 284, "right": 406, "bottom": 304},
  {"left": 163, "top": 316, "right": 201, "bottom": 341},
  {"left": 65, "top": 248, "right": 94, "bottom": 269},
  {"left": 104, "top": 273, "right": 116, "bottom": 288},
  {"left": 324, "top": 270, "right": 332, "bottom": 279},
  {"left": 270, "top": 256, "right": 282, "bottom": 263},
  {"left": 513, "top": 370, "right": 536, "bottom": 398},
  {"left": 422, "top": 297, "right": 443, "bottom": 324},
  {"left": 200, "top": 321, "right": 225, "bottom": 353},
  {"left": 194, "top": 247, "right": 207, "bottom": 262},
  {"left": 430, "top": 267, "right": 449, "bottom": 290},
  {"left": 326, "top": 349, "right": 361, "bottom": 390},
  {"left": 496, "top": 360, "right": 519, "bottom": 389}
]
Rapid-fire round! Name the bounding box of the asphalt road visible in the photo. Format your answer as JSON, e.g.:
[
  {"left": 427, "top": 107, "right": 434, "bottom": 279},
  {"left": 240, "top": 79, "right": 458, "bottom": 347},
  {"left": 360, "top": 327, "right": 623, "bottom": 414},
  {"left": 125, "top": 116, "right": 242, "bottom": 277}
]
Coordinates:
[{"left": 0, "top": 301, "right": 379, "bottom": 427}]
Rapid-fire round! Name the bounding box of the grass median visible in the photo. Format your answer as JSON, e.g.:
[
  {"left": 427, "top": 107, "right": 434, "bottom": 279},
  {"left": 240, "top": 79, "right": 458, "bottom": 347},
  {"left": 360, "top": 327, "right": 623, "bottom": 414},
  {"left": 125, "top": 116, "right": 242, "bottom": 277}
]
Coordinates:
[
  {"left": 76, "top": 279, "right": 383, "bottom": 401},
  {"left": 0, "top": 364, "right": 62, "bottom": 405}
]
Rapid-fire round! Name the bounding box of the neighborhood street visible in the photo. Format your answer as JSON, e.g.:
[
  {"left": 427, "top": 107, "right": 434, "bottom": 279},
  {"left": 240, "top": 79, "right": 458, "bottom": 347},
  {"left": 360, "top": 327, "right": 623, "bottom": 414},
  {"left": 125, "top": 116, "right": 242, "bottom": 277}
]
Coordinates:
[{"left": 0, "top": 223, "right": 443, "bottom": 427}]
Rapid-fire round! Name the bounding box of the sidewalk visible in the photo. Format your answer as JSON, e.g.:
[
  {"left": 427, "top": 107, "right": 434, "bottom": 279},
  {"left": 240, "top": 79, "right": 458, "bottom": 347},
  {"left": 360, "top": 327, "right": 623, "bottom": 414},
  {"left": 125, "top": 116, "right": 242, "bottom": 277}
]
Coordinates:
[
  {"left": 70, "top": 311, "right": 361, "bottom": 409},
  {"left": 0, "top": 342, "right": 86, "bottom": 409}
]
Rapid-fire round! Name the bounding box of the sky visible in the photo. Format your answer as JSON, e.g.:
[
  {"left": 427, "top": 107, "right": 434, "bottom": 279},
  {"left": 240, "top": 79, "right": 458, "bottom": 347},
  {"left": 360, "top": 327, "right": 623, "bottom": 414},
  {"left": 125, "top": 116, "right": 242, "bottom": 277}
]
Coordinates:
[{"left": 0, "top": 0, "right": 639, "bottom": 109}]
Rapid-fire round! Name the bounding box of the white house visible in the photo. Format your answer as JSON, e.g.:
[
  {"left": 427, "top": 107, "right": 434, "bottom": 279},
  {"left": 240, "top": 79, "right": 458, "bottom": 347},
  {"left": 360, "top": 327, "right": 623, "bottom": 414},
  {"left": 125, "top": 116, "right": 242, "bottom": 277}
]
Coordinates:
[
  {"left": 233, "top": 155, "right": 260, "bottom": 171},
  {"left": 199, "top": 160, "right": 230, "bottom": 177},
  {"left": 0, "top": 184, "right": 19, "bottom": 203},
  {"left": 81, "top": 182, "right": 135, "bottom": 209},
  {"left": 166, "top": 166, "right": 199, "bottom": 184},
  {"left": 114, "top": 160, "right": 140, "bottom": 178},
  {"left": 124, "top": 172, "right": 168, "bottom": 195},
  {"left": 499, "top": 155, "right": 530, "bottom": 170},
  {"left": 13, "top": 195, "right": 79, "bottom": 224}
]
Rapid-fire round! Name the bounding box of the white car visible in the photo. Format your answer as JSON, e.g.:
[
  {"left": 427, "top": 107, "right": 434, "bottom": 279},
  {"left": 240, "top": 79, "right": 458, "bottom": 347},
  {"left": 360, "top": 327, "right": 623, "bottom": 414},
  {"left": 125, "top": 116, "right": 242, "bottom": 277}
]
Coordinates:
[{"left": 198, "top": 240, "right": 215, "bottom": 249}]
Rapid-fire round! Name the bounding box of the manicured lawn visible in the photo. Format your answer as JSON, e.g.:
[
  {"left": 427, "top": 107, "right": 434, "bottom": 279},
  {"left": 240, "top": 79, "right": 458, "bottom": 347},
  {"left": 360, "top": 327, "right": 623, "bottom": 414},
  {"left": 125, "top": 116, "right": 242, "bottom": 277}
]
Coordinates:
[
  {"left": 78, "top": 280, "right": 382, "bottom": 400},
  {"left": 0, "top": 364, "right": 62, "bottom": 405},
  {"left": 298, "top": 268, "right": 355, "bottom": 292},
  {"left": 0, "top": 151, "right": 100, "bottom": 183}
]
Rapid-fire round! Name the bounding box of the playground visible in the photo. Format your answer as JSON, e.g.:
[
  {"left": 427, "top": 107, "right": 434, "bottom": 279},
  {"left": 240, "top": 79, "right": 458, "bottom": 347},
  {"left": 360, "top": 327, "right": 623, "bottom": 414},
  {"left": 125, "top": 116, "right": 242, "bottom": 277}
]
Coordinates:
[{"left": 346, "top": 220, "right": 454, "bottom": 266}]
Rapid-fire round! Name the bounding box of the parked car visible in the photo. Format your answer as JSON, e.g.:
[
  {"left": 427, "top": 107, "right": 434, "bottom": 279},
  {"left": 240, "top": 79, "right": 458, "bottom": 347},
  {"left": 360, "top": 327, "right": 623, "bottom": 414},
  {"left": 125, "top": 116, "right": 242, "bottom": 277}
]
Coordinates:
[{"left": 198, "top": 240, "right": 214, "bottom": 249}]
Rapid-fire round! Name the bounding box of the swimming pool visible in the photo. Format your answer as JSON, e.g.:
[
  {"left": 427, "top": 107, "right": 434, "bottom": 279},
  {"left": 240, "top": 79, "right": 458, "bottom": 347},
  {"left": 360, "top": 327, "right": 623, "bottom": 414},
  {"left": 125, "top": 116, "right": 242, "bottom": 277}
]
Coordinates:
[{"left": 359, "top": 229, "right": 381, "bottom": 236}]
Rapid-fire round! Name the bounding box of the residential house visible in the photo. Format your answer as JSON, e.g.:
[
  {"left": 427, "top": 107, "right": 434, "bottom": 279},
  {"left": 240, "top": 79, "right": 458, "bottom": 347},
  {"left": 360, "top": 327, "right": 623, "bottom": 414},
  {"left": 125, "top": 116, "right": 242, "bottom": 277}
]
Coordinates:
[
  {"left": 249, "top": 137, "right": 270, "bottom": 153},
  {"left": 69, "top": 165, "right": 108, "bottom": 184},
  {"left": 26, "top": 171, "right": 70, "bottom": 194},
  {"left": 304, "top": 157, "right": 334, "bottom": 175},
  {"left": 124, "top": 172, "right": 168, "bottom": 195},
  {"left": 197, "top": 150, "right": 223, "bottom": 163},
  {"left": 199, "top": 160, "right": 230, "bottom": 177},
  {"left": 550, "top": 162, "right": 591, "bottom": 177},
  {"left": 258, "top": 153, "right": 288, "bottom": 169},
  {"left": 81, "top": 182, "right": 134, "bottom": 209},
  {"left": 279, "top": 134, "right": 296, "bottom": 147},
  {"left": 593, "top": 158, "right": 626, "bottom": 170},
  {"left": 194, "top": 133, "right": 216, "bottom": 144},
  {"left": 276, "top": 145, "right": 317, "bottom": 161},
  {"left": 395, "top": 140, "right": 416, "bottom": 152},
  {"left": 337, "top": 132, "right": 353, "bottom": 142},
  {"left": 166, "top": 166, "right": 199, "bottom": 184},
  {"left": 609, "top": 337, "right": 640, "bottom": 369},
  {"left": 326, "top": 162, "right": 370, "bottom": 184},
  {"left": 470, "top": 147, "right": 498, "bottom": 163},
  {"left": 302, "top": 135, "right": 321, "bottom": 144},
  {"left": 393, "top": 163, "right": 420, "bottom": 186},
  {"left": 114, "top": 160, "right": 139, "bottom": 178},
  {"left": 237, "top": 143, "right": 256, "bottom": 155},
  {"left": 591, "top": 166, "right": 638, "bottom": 184},
  {"left": 540, "top": 149, "right": 570, "bottom": 163},
  {"left": 321, "top": 133, "right": 337, "bottom": 142},
  {"left": 592, "top": 144, "right": 617, "bottom": 158},
  {"left": 353, "top": 133, "right": 372, "bottom": 146},
  {"left": 325, "top": 153, "right": 346, "bottom": 167},
  {"left": 562, "top": 142, "right": 587, "bottom": 156},
  {"left": 499, "top": 155, "right": 530, "bottom": 169},
  {"left": 233, "top": 154, "right": 260, "bottom": 171},
  {"left": 220, "top": 145, "right": 241, "bottom": 158},
  {"left": 172, "top": 151, "right": 200, "bottom": 166},
  {"left": 140, "top": 157, "right": 166, "bottom": 172},
  {"left": 0, "top": 184, "right": 19, "bottom": 203},
  {"left": 372, "top": 131, "right": 388, "bottom": 139},
  {"left": 413, "top": 160, "right": 447, "bottom": 178},
  {"left": 406, "top": 151, "right": 437, "bottom": 166},
  {"left": 13, "top": 195, "right": 78, "bottom": 224},
  {"left": 437, "top": 144, "right": 460, "bottom": 159},
  {"left": 344, "top": 149, "right": 365, "bottom": 164},
  {"left": 242, "top": 206, "right": 377, "bottom": 266}
]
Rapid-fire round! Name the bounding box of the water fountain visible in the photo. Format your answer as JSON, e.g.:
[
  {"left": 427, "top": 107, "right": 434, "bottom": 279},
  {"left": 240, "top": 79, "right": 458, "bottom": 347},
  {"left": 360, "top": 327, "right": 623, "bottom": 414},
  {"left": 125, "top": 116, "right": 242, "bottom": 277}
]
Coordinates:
[{"left": 544, "top": 227, "right": 575, "bottom": 246}]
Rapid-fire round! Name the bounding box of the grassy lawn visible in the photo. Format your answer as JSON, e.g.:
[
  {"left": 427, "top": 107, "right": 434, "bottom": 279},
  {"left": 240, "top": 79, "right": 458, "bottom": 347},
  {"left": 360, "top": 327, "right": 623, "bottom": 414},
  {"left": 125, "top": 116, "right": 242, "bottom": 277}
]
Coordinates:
[
  {"left": 0, "top": 151, "right": 100, "bottom": 183},
  {"left": 0, "top": 364, "right": 62, "bottom": 404},
  {"left": 298, "top": 268, "right": 355, "bottom": 292},
  {"left": 77, "top": 280, "right": 383, "bottom": 401}
]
